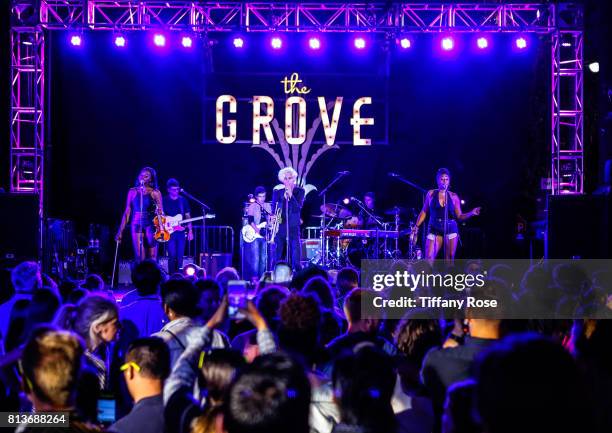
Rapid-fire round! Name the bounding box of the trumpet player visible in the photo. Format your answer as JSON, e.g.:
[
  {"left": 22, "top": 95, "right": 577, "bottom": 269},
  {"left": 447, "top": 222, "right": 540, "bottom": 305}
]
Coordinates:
[{"left": 271, "top": 167, "right": 305, "bottom": 270}]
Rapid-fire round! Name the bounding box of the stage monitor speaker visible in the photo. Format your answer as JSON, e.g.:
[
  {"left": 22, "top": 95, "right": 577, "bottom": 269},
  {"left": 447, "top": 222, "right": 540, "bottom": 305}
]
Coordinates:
[
  {"left": 547, "top": 195, "right": 611, "bottom": 259},
  {"left": 301, "top": 239, "right": 322, "bottom": 261},
  {"left": 200, "top": 253, "right": 233, "bottom": 278},
  {"left": 0, "top": 194, "right": 39, "bottom": 261}
]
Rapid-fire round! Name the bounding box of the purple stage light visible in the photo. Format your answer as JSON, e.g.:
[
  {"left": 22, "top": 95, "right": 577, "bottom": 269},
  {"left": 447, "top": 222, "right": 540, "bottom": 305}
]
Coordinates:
[
  {"left": 309, "top": 37, "right": 321, "bottom": 50},
  {"left": 399, "top": 38, "right": 411, "bottom": 49},
  {"left": 114, "top": 36, "right": 126, "bottom": 47},
  {"left": 271, "top": 37, "right": 283, "bottom": 49},
  {"left": 153, "top": 34, "right": 166, "bottom": 47},
  {"left": 441, "top": 37, "right": 454, "bottom": 51},
  {"left": 70, "top": 35, "right": 82, "bottom": 46},
  {"left": 354, "top": 37, "right": 366, "bottom": 49},
  {"left": 181, "top": 36, "right": 193, "bottom": 48},
  {"left": 515, "top": 37, "right": 527, "bottom": 49},
  {"left": 477, "top": 37, "right": 488, "bottom": 49},
  {"left": 233, "top": 37, "right": 244, "bottom": 48}
]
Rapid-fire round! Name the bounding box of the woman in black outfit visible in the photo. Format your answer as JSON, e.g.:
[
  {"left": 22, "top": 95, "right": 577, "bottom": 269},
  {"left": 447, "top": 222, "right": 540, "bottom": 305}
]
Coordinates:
[
  {"left": 116, "top": 167, "right": 164, "bottom": 261},
  {"left": 414, "top": 168, "right": 480, "bottom": 263}
]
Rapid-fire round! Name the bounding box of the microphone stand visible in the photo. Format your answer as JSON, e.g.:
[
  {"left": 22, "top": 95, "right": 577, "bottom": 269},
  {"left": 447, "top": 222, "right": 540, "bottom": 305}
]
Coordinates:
[
  {"left": 389, "top": 173, "right": 428, "bottom": 257},
  {"left": 180, "top": 189, "right": 211, "bottom": 271},
  {"left": 318, "top": 172, "right": 348, "bottom": 267}
]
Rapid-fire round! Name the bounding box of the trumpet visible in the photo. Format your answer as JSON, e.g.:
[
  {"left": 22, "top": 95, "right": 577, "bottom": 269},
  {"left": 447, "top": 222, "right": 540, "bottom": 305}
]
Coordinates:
[{"left": 268, "top": 206, "right": 283, "bottom": 244}]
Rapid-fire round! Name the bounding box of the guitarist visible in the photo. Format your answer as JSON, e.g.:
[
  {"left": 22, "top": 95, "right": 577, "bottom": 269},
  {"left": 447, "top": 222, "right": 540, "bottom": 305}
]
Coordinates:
[
  {"left": 244, "top": 186, "right": 272, "bottom": 281},
  {"left": 163, "top": 178, "right": 194, "bottom": 274}
]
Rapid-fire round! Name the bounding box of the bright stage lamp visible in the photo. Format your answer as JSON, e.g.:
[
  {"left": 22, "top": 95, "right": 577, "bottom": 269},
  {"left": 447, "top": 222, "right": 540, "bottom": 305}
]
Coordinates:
[
  {"left": 271, "top": 37, "right": 283, "bottom": 49},
  {"left": 515, "top": 37, "right": 527, "bottom": 49},
  {"left": 70, "top": 35, "right": 82, "bottom": 46},
  {"left": 354, "top": 37, "right": 366, "bottom": 49},
  {"left": 181, "top": 36, "right": 193, "bottom": 48},
  {"left": 477, "top": 37, "right": 488, "bottom": 49},
  {"left": 441, "top": 37, "right": 454, "bottom": 51},
  {"left": 153, "top": 34, "right": 166, "bottom": 47},
  {"left": 114, "top": 36, "right": 126, "bottom": 47},
  {"left": 588, "top": 62, "right": 599, "bottom": 73},
  {"left": 233, "top": 37, "right": 244, "bottom": 48},
  {"left": 399, "top": 38, "right": 411, "bottom": 49},
  {"left": 309, "top": 37, "right": 321, "bottom": 50}
]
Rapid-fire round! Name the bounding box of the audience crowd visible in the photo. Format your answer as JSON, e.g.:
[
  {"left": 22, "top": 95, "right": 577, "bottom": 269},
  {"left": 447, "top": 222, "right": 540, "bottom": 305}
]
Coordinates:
[{"left": 0, "top": 258, "right": 611, "bottom": 433}]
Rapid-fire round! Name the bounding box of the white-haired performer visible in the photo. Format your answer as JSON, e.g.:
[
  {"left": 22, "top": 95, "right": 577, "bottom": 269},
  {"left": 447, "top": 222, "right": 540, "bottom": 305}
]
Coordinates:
[{"left": 271, "top": 167, "right": 305, "bottom": 270}]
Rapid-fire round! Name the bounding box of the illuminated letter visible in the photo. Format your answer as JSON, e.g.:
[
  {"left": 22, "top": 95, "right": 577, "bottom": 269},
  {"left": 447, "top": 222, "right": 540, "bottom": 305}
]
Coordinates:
[
  {"left": 285, "top": 96, "right": 306, "bottom": 145},
  {"left": 253, "top": 96, "right": 275, "bottom": 145},
  {"left": 317, "top": 96, "right": 343, "bottom": 146},
  {"left": 350, "top": 97, "right": 374, "bottom": 146},
  {"left": 216, "top": 95, "right": 237, "bottom": 144}
]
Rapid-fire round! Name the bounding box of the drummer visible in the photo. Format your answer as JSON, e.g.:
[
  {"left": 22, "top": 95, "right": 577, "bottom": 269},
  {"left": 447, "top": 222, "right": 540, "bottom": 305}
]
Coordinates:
[{"left": 358, "top": 192, "right": 380, "bottom": 228}]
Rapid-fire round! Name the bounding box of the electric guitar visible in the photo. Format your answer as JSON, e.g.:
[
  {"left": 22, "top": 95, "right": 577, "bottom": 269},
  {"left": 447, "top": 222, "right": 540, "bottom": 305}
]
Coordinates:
[
  {"left": 242, "top": 222, "right": 267, "bottom": 243},
  {"left": 153, "top": 214, "right": 215, "bottom": 242}
]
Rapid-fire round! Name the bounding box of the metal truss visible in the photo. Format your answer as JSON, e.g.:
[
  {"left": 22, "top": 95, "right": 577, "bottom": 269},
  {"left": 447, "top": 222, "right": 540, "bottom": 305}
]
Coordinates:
[
  {"left": 7, "top": 2, "right": 584, "bottom": 204},
  {"left": 37, "top": 2, "right": 555, "bottom": 33},
  {"left": 551, "top": 3, "right": 584, "bottom": 195}
]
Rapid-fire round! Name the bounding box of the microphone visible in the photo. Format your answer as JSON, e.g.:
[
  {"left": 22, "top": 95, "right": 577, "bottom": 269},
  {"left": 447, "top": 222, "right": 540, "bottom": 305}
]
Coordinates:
[
  {"left": 338, "top": 171, "right": 350, "bottom": 176},
  {"left": 388, "top": 172, "right": 399, "bottom": 178}
]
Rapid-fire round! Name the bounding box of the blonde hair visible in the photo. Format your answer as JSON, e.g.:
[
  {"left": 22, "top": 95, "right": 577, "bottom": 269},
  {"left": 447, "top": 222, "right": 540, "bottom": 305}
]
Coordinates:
[
  {"left": 21, "top": 328, "right": 84, "bottom": 407},
  {"left": 278, "top": 167, "right": 298, "bottom": 183}
]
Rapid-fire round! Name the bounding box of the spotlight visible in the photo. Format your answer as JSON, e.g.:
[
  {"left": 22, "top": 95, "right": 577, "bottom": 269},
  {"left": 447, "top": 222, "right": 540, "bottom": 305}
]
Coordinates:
[
  {"left": 271, "top": 37, "right": 283, "bottom": 49},
  {"left": 114, "top": 36, "right": 126, "bottom": 47},
  {"left": 476, "top": 37, "right": 488, "bottom": 49},
  {"left": 153, "top": 34, "right": 166, "bottom": 47},
  {"left": 588, "top": 62, "right": 599, "bottom": 73},
  {"left": 233, "top": 37, "right": 244, "bottom": 48},
  {"left": 460, "top": 199, "right": 465, "bottom": 205},
  {"left": 399, "top": 38, "right": 411, "bottom": 49},
  {"left": 308, "top": 37, "right": 321, "bottom": 50},
  {"left": 354, "top": 37, "right": 366, "bottom": 49},
  {"left": 561, "top": 42, "right": 572, "bottom": 47},
  {"left": 181, "top": 36, "right": 193, "bottom": 48},
  {"left": 515, "top": 37, "right": 527, "bottom": 49},
  {"left": 70, "top": 35, "right": 82, "bottom": 46},
  {"left": 441, "top": 37, "right": 454, "bottom": 51},
  {"left": 183, "top": 263, "right": 203, "bottom": 278},
  {"left": 342, "top": 197, "right": 350, "bottom": 205}
]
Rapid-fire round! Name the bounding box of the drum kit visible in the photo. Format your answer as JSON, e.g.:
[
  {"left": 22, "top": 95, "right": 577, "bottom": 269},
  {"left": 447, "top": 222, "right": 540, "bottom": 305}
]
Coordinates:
[{"left": 312, "top": 202, "right": 422, "bottom": 268}]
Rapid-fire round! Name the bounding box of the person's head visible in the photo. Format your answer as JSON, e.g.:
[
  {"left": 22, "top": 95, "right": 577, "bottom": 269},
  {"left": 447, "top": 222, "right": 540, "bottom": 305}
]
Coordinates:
[
  {"left": 344, "top": 288, "right": 380, "bottom": 334},
  {"left": 195, "top": 278, "right": 222, "bottom": 322},
  {"left": 289, "top": 265, "right": 328, "bottom": 291},
  {"left": 364, "top": 192, "right": 375, "bottom": 210},
  {"left": 333, "top": 346, "right": 396, "bottom": 433},
  {"left": 436, "top": 168, "right": 451, "bottom": 190},
  {"left": 59, "top": 295, "right": 119, "bottom": 351},
  {"left": 336, "top": 267, "right": 360, "bottom": 300},
  {"left": 393, "top": 309, "right": 442, "bottom": 366},
  {"left": 475, "top": 334, "right": 584, "bottom": 433},
  {"left": 160, "top": 279, "right": 202, "bottom": 321},
  {"left": 273, "top": 262, "right": 292, "bottom": 285},
  {"left": 136, "top": 166, "right": 158, "bottom": 189},
  {"left": 223, "top": 352, "right": 311, "bottom": 433},
  {"left": 21, "top": 289, "right": 62, "bottom": 346},
  {"left": 167, "top": 178, "right": 180, "bottom": 199},
  {"left": 66, "top": 288, "right": 87, "bottom": 305},
  {"left": 255, "top": 286, "right": 290, "bottom": 331},
  {"left": 278, "top": 167, "right": 298, "bottom": 188},
  {"left": 132, "top": 259, "right": 164, "bottom": 296},
  {"left": 302, "top": 276, "right": 335, "bottom": 310},
  {"left": 442, "top": 380, "right": 481, "bottom": 433},
  {"left": 254, "top": 186, "right": 266, "bottom": 204},
  {"left": 191, "top": 349, "right": 247, "bottom": 433},
  {"left": 20, "top": 326, "right": 85, "bottom": 411},
  {"left": 122, "top": 337, "right": 170, "bottom": 402},
  {"left": 466, "top": 279, "right": 504, "bottom": 340},
  {"left": 278, "top": 293, "right": 321, "bottom": 366},
  {"left": 11, "top": 261, "right": 41, "bottom": 294},
  {"left": 215, "top": 267, "right": 240, "bottom": 294},
  {"left": 83, "top": 274, "right": 105, "bottom": 292}
]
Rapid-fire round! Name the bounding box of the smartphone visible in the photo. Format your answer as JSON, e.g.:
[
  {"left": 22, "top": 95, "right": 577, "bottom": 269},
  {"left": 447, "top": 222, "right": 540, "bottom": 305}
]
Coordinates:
[
  {"left": 227, "top": 280, "right": 249, "bottom": 319},
  {"left": 97, "top": 394, "right": 116, "bottom": 425}
]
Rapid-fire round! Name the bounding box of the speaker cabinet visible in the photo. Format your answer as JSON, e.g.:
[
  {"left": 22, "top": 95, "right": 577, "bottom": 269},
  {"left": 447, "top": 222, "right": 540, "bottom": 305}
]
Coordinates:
[
  {"left": 547, "top": 195, "right": 611, "bottom": 259},
  {"left": 0, "top": 194, "right": 39, "bottom": 261}
]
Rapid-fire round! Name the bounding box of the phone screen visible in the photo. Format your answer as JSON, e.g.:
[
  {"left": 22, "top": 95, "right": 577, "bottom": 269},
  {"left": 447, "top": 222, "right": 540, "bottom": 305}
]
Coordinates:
[
  {"left": 97, "top": 397, "right": 116, "bottom": 425},
  {"left": 227, "top": 280, "right": 249, "bottom": 319}
]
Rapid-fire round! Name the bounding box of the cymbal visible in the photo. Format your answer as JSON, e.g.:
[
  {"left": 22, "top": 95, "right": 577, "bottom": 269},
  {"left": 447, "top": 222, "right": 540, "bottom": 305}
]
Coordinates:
[
  {"left": 320, "top": 203, "right": 353, "bottom": 219},
  {"left": 384, "top": 206, "right": 409, "bottom": 216}
]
